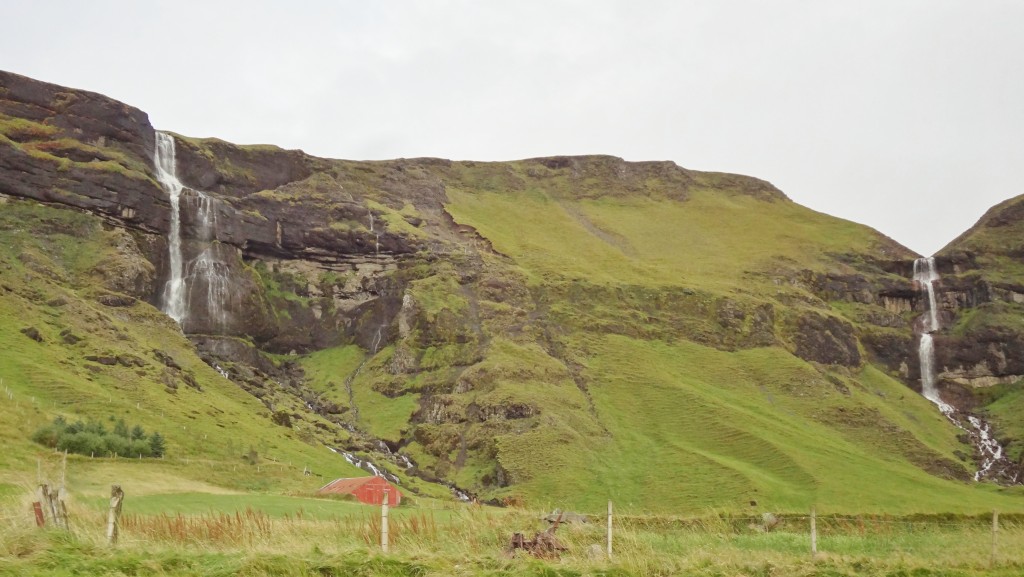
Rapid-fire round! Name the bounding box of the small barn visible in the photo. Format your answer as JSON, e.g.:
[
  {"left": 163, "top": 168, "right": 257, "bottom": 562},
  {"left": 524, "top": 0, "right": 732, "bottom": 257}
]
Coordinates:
[{"left": 317, "top": 476, "right": 402, "bottom": 506}]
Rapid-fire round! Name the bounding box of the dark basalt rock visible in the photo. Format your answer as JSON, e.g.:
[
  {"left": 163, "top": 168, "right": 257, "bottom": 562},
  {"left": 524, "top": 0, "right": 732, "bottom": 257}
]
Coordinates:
[
  {"left": 0, "top": 71, "right": 419, "bottom": 271},
  {"left": 790, "top": 312, "right": 861, "bottom": 367},
  {"left": 152, "top": 349, "right": 182, "bottom": 370},
  {"left": 96, "top": 293, "right": 137, "bottom": 307},
  {"left": 171, "top": 137, "right": 312, "bottom": 199},
  {"left": 0, "top": 71, "right": 167, "bottom": 233},
  {"left": 59, "top": 329, "right": 82, "bottom": 345},
  {"left": 861, "top": 331, "right": 915, "bottom": 381},
  {"left": 85, "top": 355, "right": 117, "bottom": 366},
  {"left": 935, "top": 328, "right": 1024, "bottom": 382}
]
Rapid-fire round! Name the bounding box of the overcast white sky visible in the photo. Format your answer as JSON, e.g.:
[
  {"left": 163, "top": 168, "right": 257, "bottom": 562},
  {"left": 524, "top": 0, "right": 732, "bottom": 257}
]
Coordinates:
[{"left": 3, "top": 1, "right": 1023, "bottom": 256}]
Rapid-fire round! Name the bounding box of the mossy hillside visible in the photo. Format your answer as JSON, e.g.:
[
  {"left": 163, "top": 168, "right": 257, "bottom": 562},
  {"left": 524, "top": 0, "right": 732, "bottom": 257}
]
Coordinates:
[
  {"left": 0, "top": 113, "right": 153, "bottom": 182},
  {"left": 0, "top": 199, "right": 365, "bottom": 500},
  {"left": 302, "top": 272, "right": 1010, "bottom": 514},
  {"left": 301, "top": 174, "right": 1012, "bottom": 512},
  {"left": 1, "top": 141, "right": 1014, "bottom": 517},
  {"left": 366, "top": 199, "right": 428, "bottom": 239},
  {"left": 11, "top": 71, "right": 1024, "bottom": 524},
  {"left": 269, "top": 170, "right": 1007, "bottom": 512},
  {"left": 942, "top": 194, "right": 1024, "bottom": 261},
  {"left": 443, "top": 184, "right": 901, "bottom": 292},
  {"left": 983, "top": 384, "right": 1024, "bottom": 462},
  {"left": 575, "top": 335, "right": 1020, "bottom": 514},
  {"left": 933, "top": 194, "right": 1024, "bottom": 454}
]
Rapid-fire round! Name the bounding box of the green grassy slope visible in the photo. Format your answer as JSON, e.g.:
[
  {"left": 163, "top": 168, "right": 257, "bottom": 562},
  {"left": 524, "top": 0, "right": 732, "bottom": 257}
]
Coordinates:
[
  {"left": 938, "top": 193, "right": 1024, "bottom": 461},
  {"left": 445, "top": 185, "right": 883, "bottom": 290},
  {"left": 357, "top": 174, "right": 1020, "bottom": 513},
  {"left": 0, "top": 198, "right": 365, "bottom": 502}
]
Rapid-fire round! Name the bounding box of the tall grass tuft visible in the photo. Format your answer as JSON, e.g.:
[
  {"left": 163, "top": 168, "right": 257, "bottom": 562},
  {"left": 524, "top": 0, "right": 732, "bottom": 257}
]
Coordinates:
[{"left": 121, "top": 507, "right": 272, "bottom": 546}]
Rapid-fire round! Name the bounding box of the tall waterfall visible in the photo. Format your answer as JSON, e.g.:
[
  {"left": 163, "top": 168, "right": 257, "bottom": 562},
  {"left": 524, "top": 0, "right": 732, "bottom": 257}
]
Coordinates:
[
  {"left": 913, "top": 257, "right": 949, "bottom": 410},
  {"left": 152, "top": 132, "right": 227, "bottom": 331},
  {"left": 913, "top": 257, "right": 1006, "bottom": 480},
  {"left": 154, "top": 132, "right": 187, "bottom": 324}
]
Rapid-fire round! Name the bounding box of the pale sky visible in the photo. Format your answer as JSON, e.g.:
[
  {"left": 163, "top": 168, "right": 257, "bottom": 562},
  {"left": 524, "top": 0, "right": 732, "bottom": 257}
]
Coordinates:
[{"left": 3, "top": 1, "right": 1023, "bottom": 256}]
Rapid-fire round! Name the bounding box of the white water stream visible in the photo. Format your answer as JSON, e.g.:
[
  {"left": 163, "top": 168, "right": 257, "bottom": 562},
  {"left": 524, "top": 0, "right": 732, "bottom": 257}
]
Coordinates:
[
  {"left": 914, "top": 257, "right": 1004, "bottom": 480},
  {"left": 186, "top": 248, "right": 231, "bottom": 329},
  {"left": 154, "top": 132, "right": 187, "bottom": 324},
  {"left": 328, "top": 447, "right": 402, "bottom": 484},
  {"left": 153, "top": 132, "right": 227, "bottom": 330}
]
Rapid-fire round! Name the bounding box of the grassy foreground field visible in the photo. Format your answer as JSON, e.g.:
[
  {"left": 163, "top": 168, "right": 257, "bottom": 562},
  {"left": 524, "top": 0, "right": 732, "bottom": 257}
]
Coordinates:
[{"left": 2, "top": 491, "right": 1024, "bottom": 577}]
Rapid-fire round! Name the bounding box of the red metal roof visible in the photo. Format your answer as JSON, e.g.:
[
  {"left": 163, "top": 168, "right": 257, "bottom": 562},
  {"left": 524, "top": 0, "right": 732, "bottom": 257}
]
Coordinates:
[
  {"left": 317, "top": 476, "right": 402, "bottom": 505},
  {"left": 318, "top": 477, "right": 376, "bottom": 494}
]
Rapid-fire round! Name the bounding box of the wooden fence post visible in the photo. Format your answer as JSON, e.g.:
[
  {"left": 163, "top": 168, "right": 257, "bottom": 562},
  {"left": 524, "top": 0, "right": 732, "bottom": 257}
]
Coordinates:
[
  {"left": 991, "top": 509, "right": 999, "bottom": 567},
  {"left": 56, "top": 499, "right": 69, "bottom": 531},
  {"left": 810, "top": 507, "right": 817, "bottom": 559},
  {"left": 32, "top": 502, "right": 45, "bottom": 527},
  {"left": 36, "top": 485, "right": 47, "bottom": 525},
  {"left": 40, "top": 484, "right": 58, "bottom": 527},
  {"left": 607, "top": 500, "right": 613, "bottom": 559},
  {"left": 381, "top": 489, "right": 390, "bottom": 553},
  {"left": 106, "top": 485, "right": 124, "bottom": 545}
]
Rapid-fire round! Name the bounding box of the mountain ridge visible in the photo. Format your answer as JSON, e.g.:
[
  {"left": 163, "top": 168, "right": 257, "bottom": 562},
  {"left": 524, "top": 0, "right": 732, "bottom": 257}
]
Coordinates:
[{"left": 3, "top": 68, "right": 1024, "bottom": 512}]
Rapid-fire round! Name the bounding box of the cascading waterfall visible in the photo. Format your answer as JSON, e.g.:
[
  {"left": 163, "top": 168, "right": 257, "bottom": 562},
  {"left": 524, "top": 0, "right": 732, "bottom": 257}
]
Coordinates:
[
  {"left": 154, "top": 132, "right": 187, "bottom": 324},
  {"left": 194, "top": 192, "right": 218, "bottom": 241},
  {"left": 152, "top": 132, "right": 228, "bottom": 331},
  {"left": 186, "top": 249, "right": 231, "bottom": 329},
  {"left": 914, "top": 257, "right": 1005, "bottom": 481},
  {"left": 913, "top": 258, "right": 951, "bottom": 411}
]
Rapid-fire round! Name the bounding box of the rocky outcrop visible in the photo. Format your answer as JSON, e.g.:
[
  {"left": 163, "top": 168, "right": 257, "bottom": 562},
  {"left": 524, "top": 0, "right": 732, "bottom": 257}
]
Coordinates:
[
  {"left": 0, "top": 72, "right": 424, "bottom": 268},
  {"left": 0, "top": 70, "right": 167, "bottom": 232},
  {"left": 933, "top": 330, "right": 1024, "bottom": 388},
  {"left": 171, "top": 136, "right": 312, "bottom": 198},
  {"left": 789, "top": 311, "right": 861, "bottom": 367}
]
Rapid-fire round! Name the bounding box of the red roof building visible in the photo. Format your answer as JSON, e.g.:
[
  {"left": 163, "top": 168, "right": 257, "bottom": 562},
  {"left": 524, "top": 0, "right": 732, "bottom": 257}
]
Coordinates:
[{"left": 317, "top": 476, "right": 402, "bottom": 506}]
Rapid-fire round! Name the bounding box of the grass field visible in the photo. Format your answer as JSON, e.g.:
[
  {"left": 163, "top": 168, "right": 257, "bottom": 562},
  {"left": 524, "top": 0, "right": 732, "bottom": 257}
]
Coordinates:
[{"left": 2, "top": 490, "right": 1024, "bottom": 577}]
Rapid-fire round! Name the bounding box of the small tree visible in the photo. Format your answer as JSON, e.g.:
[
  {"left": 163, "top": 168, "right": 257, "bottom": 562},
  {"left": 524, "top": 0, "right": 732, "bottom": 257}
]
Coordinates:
[
  {"left": 130, "top": 425, "right": 146, "bottom": 441},
  {"left": 84, "top": 420, "right": 107, "bottom": 436},
  {"left": 149, "top": 432, "right": 166, "bottom": 458}
]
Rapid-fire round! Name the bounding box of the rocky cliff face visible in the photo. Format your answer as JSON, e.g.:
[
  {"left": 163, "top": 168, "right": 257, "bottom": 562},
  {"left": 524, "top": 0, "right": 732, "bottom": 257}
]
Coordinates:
[
  {"left": 924, "top": 198, "right": 1024, "bottom": 409},
  {"left": 5, "top": 69, "right": 1020, "bottom": 501}
]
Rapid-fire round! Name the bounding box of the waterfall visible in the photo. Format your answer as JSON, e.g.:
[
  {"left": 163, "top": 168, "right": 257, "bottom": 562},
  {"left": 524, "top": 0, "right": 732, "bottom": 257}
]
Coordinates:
[
  {"left": 371, "top": 325, "right": 385, "bottom": 354},
  {"left": 152, "top": 132, "right": 228, "bottom": 331},
  {"left": 913, "top": 258, "right": 949, "bottom": 410},
  {"left": 913, "top": 257, "right": 1007, "bottom": 481},
  {"left": 186, "top": 248, "right": 231, "bottom": 330},
  {"left": 194, "top": 192, "right": 218, "bottom": 241},
  {"left": 913, "top": 257, "right": 940, "bottom": 333},
  {"left": 154, "top": 132, "right": 187, "bottom": 324}
]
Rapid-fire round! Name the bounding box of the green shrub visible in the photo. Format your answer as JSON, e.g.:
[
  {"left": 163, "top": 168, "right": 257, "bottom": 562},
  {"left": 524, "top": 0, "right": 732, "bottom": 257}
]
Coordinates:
[{"left": 30, "top": 415, "right": 165, "bottom": 458}]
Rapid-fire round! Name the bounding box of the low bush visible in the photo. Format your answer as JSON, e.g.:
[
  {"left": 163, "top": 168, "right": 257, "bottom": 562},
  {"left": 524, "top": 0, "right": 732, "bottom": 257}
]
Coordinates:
[{"left": 31, "top": 416, "right": 166, "bottom": 458}]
